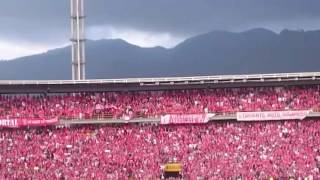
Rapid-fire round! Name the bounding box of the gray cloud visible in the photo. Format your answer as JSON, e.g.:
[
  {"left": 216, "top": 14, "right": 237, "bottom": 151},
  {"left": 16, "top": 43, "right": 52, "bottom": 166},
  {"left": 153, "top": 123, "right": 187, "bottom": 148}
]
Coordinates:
[
  {"left": 87, "top": 0, "right": 320, "bottom": 35},
  {"left": 0, "top": 0, "right": 320, "bottom": 45},
  {"left": 0, "top": 0, "right": 69, "bottom": 44}
]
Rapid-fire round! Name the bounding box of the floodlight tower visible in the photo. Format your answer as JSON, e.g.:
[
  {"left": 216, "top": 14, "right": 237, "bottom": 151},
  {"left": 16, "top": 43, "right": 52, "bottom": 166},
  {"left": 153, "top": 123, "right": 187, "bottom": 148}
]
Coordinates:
[{"left": 70, "top": 0, "right": 86, "bottom": 80}]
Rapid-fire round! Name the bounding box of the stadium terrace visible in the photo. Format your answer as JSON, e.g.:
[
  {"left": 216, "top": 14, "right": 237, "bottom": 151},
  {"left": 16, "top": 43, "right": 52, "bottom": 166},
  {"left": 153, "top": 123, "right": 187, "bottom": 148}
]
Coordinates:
[{"left": 0, "top": 74, "right": 320, "bottom": 179}]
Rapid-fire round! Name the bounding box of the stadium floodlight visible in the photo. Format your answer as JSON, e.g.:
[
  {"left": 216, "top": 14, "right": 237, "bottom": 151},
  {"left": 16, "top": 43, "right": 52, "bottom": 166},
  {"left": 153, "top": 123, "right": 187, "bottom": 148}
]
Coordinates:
[{"left": 70, "top": 0, "right": 86, "bottom": 80}]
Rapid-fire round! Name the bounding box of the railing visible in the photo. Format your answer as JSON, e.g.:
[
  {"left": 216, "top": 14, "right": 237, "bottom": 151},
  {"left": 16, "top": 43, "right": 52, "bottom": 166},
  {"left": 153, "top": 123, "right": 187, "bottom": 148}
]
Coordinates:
[
  {"left": 3, "top": 109, "right": 319, "bottom": 123},
  {"left": 2, "top": 111, "right": 320, "bottom": 127},
  {"left": 0, "top": 72, "right": 319, "bottom": 85}
]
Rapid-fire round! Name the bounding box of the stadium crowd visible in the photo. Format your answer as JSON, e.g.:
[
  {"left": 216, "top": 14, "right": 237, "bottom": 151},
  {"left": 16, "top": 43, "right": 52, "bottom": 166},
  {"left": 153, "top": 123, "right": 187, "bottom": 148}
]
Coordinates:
[
  {"left": 0, "top": 85, "right": 319, "bottom": 120},
  {"left": 0, "top": 120, "right": 320, "bottom": 179}
]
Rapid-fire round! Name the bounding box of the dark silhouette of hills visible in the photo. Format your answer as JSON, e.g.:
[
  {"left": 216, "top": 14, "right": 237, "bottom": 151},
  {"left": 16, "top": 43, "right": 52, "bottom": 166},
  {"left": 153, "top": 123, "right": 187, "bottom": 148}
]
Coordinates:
[{"left": 0, "top": 28, "right": 320, "bottom": 80}]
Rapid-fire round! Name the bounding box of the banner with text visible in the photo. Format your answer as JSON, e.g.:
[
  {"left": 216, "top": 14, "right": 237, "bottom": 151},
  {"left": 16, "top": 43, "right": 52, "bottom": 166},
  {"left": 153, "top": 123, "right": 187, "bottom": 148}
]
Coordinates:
[
  {"left": 0, "top": 117, "right": 59, "bottom": 128},
  {"left": 160, "top": 114, "right": 215, "bottom": 124},
  {"left": 236, "top": 110, "right": 310, "bottom": 121}
]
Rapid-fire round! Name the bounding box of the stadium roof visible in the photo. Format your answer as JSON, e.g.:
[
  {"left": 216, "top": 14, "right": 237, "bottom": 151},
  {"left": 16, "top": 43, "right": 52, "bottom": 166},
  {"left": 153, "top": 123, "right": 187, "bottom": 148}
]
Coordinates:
[{"left": 0, "top": 72, "right": 319, "bottom": 93}]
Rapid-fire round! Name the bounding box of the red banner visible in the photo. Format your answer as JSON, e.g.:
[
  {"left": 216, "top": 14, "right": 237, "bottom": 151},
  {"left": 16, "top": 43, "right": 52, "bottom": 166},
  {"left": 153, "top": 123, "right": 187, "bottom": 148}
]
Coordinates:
[
  {"left": 236, "top": 110, "right": 310, "bottom": 121},
  {"left": 160, "top": 114, "right": 214, "bottom": 124},
  {"left": 0, "top": 117, "right": 59, "bottom": 128}
]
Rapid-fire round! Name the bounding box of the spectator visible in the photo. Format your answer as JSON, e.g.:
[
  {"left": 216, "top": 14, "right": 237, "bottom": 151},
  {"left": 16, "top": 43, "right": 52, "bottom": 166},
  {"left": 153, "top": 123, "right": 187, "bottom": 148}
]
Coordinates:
[
  {"left": 0, "top": 85, "right": 318, "bottom": 120},
  {"left": 0, "top": 120, "right": 320, "bottom": 179}
]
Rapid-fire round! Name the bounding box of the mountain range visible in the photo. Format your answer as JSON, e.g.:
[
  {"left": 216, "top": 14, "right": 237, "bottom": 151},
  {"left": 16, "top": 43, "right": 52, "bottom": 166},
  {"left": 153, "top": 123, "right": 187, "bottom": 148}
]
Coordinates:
[{"left": 1, "top": 28, "right": 320, "bottom": 80}]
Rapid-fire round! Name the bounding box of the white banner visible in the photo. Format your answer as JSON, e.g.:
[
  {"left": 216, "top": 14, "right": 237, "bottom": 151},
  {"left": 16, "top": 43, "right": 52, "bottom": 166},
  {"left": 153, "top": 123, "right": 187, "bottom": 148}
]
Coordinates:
[
  {"left": 0, "top": 119, "right": 18, "bottom": 128},
  {"left": 236, "top": 110, "right": 310, "bottom": 121},
  {"left": 160, "top": 114, "right": 215, "bottom": 124}
]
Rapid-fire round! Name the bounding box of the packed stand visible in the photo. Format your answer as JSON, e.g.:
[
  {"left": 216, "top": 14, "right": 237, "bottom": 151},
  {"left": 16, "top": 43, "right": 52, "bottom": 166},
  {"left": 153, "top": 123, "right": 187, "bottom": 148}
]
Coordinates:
[
  {"left": 0, "top": 85, "right": 319, "bottom": 120},
  {"left": 0, "top": 120, "right": 320, "bottom": 179}
]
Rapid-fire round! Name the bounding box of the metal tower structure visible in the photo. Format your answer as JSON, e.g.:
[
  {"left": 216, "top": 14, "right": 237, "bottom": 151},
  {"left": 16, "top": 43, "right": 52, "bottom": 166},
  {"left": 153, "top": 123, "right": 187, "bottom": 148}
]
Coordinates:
[{"left": 70, "top": 0, "right": 86, "bottom": 80}]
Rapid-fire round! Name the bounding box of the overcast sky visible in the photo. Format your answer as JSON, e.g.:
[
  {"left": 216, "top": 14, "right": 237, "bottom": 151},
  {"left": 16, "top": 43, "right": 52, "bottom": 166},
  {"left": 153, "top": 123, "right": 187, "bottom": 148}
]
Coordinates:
[{"left": 0, "top": 0, "right": 320, "bottom": 60}]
